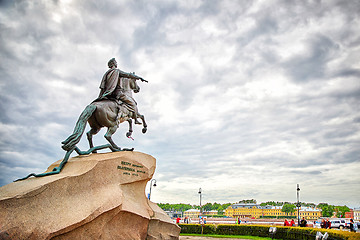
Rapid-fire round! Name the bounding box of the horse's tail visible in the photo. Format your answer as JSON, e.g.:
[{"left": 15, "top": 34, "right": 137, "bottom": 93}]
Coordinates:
[{"left": 61, "top": 104, "right": 97, "bottom": 151}]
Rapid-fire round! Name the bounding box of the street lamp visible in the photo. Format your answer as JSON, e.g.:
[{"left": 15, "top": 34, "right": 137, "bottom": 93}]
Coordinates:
[
  {"left": 198, "top": 188, "right": 202, "bottom": 215},
  {"left": 148, "top": 179, "right": 157, "bottom": 200},
  {"left": 296, "top": 184, "right": 301, "bottom": 226}
]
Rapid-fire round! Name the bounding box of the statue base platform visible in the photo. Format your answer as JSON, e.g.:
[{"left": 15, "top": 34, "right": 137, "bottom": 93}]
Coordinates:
[{"left": 0, "top": 151, "right": 180, "bottom": 240}]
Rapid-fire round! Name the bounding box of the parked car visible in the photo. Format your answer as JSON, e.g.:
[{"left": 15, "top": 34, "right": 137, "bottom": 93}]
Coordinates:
[{"left": 330, "top": 219, "right": 350, "bottom": 229}]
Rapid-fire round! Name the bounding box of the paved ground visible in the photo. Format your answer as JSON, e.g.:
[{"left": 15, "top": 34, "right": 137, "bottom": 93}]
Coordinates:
[{"left": 180, "top": 236, "right": 251, "bottom": 240}]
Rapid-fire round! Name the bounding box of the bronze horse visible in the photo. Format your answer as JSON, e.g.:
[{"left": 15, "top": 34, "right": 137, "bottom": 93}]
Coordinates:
[{"left": 61, "top": 77, "right": 147, "bottom": 152}]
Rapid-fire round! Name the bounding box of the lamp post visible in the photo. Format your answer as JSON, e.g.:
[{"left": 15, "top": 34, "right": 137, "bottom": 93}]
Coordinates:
[
  {"left": 198, "top": 188, "right": 202, "bottom": 215},
  {"left": 148, "top": 179, "right": 157, "bottom": 200},
  {"left": 296, "top": 184, "right": 301, "bottom": 226}
]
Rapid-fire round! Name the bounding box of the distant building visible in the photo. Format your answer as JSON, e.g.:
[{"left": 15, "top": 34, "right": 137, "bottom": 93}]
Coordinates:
[
  {"left": 261, "top": 205, "right": 283, "bottom": 218},
  {"left": 184, "top": 209, "right": 200, "bottom": 218},
  {"left": 225, "top": 204, "right": 322, "bottom": 220},
  {"left": 298, "top": 207, "right": 322, "bottom": 220},
  {"left": 204, "top": 210, "right": 218, "bottom": 216},
  {"left": 165, "top": 211, "right": 182, "bottom": 218},
  {"left": 354, "top": 208, "right": 360, "bottom": 221},
  {"left": 225, "top": 203, "right": 262, "bottom": 218},
  {"left": 345, "top": 209, "right": 354, "bottom": 219}
]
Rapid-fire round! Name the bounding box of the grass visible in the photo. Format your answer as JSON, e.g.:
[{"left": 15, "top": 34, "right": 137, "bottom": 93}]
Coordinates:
[{"left": 180, "top": 233, "right": 279, "bottom": 240}]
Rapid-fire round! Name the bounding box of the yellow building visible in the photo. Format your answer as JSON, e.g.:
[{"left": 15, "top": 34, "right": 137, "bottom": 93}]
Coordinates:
[
  {"left": 184, "top": 209, "right": 200, "bottom": 218},
  {"left": 299, "top": 207, "right": 322, "bottom": 220},
  {"left": 204, "top": 210, "right": 218, "bottom": 216},
  {"left": 225, "top": 203, "right": 261, "bottom": 218},
  {"left": 225, "top": 204, "right": 322, "bottom": 220}
]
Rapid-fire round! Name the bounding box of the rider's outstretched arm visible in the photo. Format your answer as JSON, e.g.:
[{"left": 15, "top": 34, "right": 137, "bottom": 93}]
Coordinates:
[{"left": 118, "top": 70, "right": 148, "bottom": 82}]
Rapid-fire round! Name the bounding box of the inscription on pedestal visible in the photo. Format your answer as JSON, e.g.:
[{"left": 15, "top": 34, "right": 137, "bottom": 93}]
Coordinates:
[{"left": 118, "top": 161, "right": 146, "bottom": 176}]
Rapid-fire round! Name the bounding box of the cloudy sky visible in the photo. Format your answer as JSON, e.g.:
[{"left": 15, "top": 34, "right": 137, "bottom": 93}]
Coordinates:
[{"left": 1, "top": 0, "right": 359, "bottom": 208}]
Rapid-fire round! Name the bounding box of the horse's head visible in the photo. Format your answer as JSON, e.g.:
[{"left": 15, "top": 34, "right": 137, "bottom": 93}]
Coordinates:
[{"left": 129, "top": 78, "right": 140, "bottom": 93}]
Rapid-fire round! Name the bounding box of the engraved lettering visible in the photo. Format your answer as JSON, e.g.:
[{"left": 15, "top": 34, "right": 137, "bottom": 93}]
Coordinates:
[
  {"left": 117, "top": 166, "right": 135, "bottom": 172},
  {"left": 132, "top": 164, "right": 143, "bottom": 168}
]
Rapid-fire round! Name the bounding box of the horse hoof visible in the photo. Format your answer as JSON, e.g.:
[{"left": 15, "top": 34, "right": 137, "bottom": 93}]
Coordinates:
[{"left": 142, "top": 128, "right": 147, "bottom": 134}]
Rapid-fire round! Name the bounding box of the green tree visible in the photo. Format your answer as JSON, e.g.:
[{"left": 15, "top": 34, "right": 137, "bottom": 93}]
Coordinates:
[
  {"left": 282, "top": 203, "right": 296, "bottom": 215},
  {"left": 157, "top": 203, "right": 194, "bottom": 212},
  {"left": 212, "top": 202, "right": 221, "bottom": 211},
  {"left": 317, "top": 203, "right": 335, "bottom": 217},
  {"left": 203, "top": 203, "right": 213, "bottom": 211},
  {"left": 260, "top": 201, "right": 285, "bottom": 206},
  {"left": 217, "top": 203, "right": 231, "bottom": 214},
  {"left": 335, "top": 206, "right": 350, "bottom": 218},
  {"left": 239, "top": 199, "right": 257, "bottom": 204}
]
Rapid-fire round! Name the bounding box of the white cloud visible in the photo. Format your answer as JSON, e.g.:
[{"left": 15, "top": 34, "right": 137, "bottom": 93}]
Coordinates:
[{"left": 0, "top": 0, "right": 359, "bottom": 208}]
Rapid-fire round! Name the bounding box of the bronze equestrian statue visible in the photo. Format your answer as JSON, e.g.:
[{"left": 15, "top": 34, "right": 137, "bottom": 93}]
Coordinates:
[
  {"left": 16, "top": 58, "right": 147, "bottom": 181},
  {"left": 62, "top": 58, "right": 147, "bottom": 152}
]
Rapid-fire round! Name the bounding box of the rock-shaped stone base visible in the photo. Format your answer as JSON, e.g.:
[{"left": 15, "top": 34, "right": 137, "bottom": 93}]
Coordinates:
[{"left": 0, "top": 151, "right": 180, "bottom": 240}]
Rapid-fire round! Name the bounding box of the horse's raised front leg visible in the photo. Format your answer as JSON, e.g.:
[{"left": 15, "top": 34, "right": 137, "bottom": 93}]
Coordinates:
[
  {"left": 87, "top": 127, "right": 100, "bottom": 153},
  {"left": 104, "top": 125, "right": 121, "bottom": 151},
  {"left": 126, "top": 119, "right": 133, "bottom": 138},
  {"left": 138, "top": 113, "right": 147, "bottom": 134}
]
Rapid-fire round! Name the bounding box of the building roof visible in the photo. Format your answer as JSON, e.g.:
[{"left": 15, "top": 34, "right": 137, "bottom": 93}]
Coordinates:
[
  {"left": 261, "top": 206, "right": 282, "bottom": 209},
  {"left": 229, "top": 203, "right": 259, "bottom": 209},
  {"left": 184, "top": 209, "right": 200, "bottom": 212},
  {"left": 227, "top": 204, "right": 321, "bottom": 211},
  {"left": 300, "top": 207, "right": 321, "bottom": 212}
]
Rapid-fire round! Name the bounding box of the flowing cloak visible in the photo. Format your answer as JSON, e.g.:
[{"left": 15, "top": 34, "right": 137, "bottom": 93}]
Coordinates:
[
  {"left": 98, "top": 68, "right": 121, "bottom": 99},
  {"left": 97, "top": 69, "right": 138, "bottom": 113}
]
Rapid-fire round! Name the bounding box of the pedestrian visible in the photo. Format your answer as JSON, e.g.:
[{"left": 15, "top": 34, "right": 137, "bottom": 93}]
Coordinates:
[
  {"left": 290, "top": 219, "right": 295, "bottom": 227},
  {"left": 349, "top": 219, "right": 357, "bottom": 232},
  {"left": 300, "top": 217, "right": 307, "bottom": 227},
  {"left": 199, "top": 216, "right": 203, "bottom": 224},
  {"left": 325, "top": 218, "right": 331, "bottom": 229},
  {"left": 320, "top": 219, "right": 325, "bottom": 228},
  {"left": 284, "top": 219, "right": 289, "bottom": 226}
]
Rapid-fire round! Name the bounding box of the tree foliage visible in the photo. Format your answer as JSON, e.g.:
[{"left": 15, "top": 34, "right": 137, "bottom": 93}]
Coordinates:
[
  {"left": 335, "top": 205, "right": 350, "bottom": 218},
  {"left": 157, "top": 203, "right": 193, "bottom": 212},
  {"left": 260, "top": 201, "right": 290, "bottom": 206},
  {"left": 158, "top": 200, "right": 351, "bottom": 219},
  {"left": 316, "top": 203, "right": 350, "bottom": 218},
  {"left": 282, "top": 203, "right": 296, "bottom": 213},
  {"left": 157, "top": 202, "right": 231, "bottom": 214},
  {"left": 238, "top": 199, "right": 257, "bottom": 204}
]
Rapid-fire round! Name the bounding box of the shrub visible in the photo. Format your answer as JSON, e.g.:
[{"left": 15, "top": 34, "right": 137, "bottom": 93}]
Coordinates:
[
  {"left": 178, "top": 224, "right": 360, "bottom": 240},
  {"left": 260, "top": 215, "right": 296, "bottom": 219},
  {"left": 216, "top": 225, "right": 269, "bottom": 237},
  {"left": 178, "top": 224, "right": 216, "bottom": 235}
]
